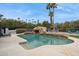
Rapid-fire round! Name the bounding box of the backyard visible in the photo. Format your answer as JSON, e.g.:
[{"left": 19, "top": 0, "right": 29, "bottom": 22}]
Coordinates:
[{"left": 0, "top": 3, "right": 79, "bottom": 56}]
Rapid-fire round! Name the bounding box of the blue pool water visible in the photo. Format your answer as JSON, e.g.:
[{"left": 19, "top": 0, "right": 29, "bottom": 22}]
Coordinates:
[{"left": 19, "top": 34, "right": 74, "bottom": 49}]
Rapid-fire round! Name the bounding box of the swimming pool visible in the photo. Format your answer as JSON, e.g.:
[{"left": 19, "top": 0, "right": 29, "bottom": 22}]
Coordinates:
[{"left": 19, "top": 33, "right": 74, "bottom": 49}]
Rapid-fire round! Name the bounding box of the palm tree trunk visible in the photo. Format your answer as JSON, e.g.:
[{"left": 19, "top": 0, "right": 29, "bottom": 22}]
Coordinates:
[
  {"left": 50, "top": 8, "right": 55, "bottom": 31},
  {"left": 53, "top": 7, "right": 55, "bottom": 31},
  {"left": 50, "top": 16, "right": 53, "bottom": 25}
]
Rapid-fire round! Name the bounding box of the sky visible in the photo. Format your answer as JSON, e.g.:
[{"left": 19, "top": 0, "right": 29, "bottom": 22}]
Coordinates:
[{"left": 0, "top": 3, "right": 79, "bottom": 23}]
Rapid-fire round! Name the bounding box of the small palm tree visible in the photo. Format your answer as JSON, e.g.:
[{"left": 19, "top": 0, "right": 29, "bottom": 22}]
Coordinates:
[
  {"left": 46, "top": 3, "right": 57, "bottom": 30},
  {"left": 25, "top": 19, "right": 27, "bottom": 23},
  {"left": 0, "top": 14, "right": 3, "bottom": 28},
  {"left": 17, "top": 17, "right": 20, "bottom": 20},
  {"left": 0, "top": 14, "right": 3, "bottom": 20}
]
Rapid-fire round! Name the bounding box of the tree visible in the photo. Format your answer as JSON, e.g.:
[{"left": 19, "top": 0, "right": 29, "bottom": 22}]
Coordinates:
[
  {"left": 17, "top": 17, "right": 20, "bottom": 20},
  {"left": 37, "top": 20, "right": 39, "bottom": 24},
  {"left": 0, "top": 14, "right": 3, "bottom": 28},
  {"left": 25, "top": 19, "right": 27, "bottom": 23},
  {"left": 46, "top": 3, "right": 57, "bottom": 30},
  {"left": 42, "top": 21, "right": 50, "bottom": 29},
  {"left": 0, "top": 14, "right": 3, "bottom": 20}
]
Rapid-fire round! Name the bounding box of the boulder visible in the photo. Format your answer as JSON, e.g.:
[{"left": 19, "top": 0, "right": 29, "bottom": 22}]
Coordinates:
[{"left": 33, "top": 26, "right": 47, "bottom": 34}]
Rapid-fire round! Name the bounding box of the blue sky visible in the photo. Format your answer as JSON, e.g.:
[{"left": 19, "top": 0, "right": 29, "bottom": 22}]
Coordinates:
[{"left": 0, "top": 3, "right": 79, "bottom": 23}]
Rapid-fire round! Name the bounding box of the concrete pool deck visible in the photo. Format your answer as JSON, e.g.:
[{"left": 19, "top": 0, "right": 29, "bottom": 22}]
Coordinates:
[{"left": 0, "top": 33, "right": 79, "bottom": 56}]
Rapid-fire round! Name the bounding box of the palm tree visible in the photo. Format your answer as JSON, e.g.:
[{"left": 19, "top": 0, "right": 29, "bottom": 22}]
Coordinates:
[
  {"left": 32, "top": 19, "right": 34, "bottom": 24},
  {"left": 46, "top": 3, "right": 57, "bottom": 30},
  {"left": 17, "top": 17, "right": 20, "bottom": 20},
  {"left": 25, "top": 19, "right": 27, "bottom": 23},
  {"left": 37, "top": 20, "right": 39, "bottom": 24},
  {"left": 0, "top": 14, "right": 3, "bottom": 28},
  {"left": 0, "top": 14, "right": 3, "bottom": 20}
]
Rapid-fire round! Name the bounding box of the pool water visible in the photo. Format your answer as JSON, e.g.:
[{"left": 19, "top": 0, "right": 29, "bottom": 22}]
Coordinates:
[{"left": 19, "top": 34, "right": 74, "bottom": 49}]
